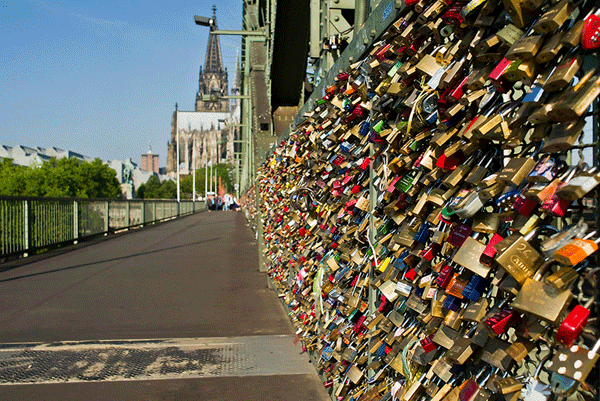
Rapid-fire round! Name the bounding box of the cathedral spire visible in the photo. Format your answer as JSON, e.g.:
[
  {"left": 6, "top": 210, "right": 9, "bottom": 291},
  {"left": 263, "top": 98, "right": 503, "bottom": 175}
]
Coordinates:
[
  {"left": 195, "top": 6, "right": 229, "bottom": 112},
  {"left": 204, "top": 5, "right": 224, "bottom": 74}
]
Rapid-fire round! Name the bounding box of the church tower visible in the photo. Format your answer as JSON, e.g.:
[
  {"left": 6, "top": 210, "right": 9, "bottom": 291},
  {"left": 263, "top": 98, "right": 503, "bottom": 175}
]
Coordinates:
[{"left": 195, "top": 6, "right": 229, "bottom": 112}]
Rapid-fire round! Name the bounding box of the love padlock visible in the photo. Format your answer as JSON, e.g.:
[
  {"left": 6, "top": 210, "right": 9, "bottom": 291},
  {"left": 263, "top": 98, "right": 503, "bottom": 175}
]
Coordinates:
[{"left": 557, "top": 305, "right": 590, "bottom": 347}]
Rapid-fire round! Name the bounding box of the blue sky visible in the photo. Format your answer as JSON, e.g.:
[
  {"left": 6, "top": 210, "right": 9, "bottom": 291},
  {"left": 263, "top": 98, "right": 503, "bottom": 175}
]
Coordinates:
[{"left": 1, "top": 0, "right": 242, "bottom": 166}]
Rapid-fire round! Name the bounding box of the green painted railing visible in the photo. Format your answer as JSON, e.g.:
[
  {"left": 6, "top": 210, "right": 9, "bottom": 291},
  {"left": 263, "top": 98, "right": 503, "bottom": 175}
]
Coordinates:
[{"left": 0, "top": 196, "right": 205, "bottom": 258}]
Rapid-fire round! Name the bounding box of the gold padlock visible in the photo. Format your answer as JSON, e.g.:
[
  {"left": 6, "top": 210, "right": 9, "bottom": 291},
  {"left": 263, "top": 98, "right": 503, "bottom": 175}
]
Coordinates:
[
  {"left": 532, "top": 0, "right": 576, "bottom": 35},
  {"left": 505, "top": 32, "right": 544, "bottom": 60},
  {"left": 543, "top": 54, "right": 582, "bottom": 92}
]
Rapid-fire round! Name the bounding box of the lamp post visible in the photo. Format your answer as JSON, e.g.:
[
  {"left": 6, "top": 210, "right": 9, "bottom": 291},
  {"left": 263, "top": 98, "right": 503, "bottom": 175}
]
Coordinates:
[
  {"left": 176, "top": 126, "right": 180, "bottom": 203},
  {"left": 192, "top": 134, "right": 196, "bottom": 201}
]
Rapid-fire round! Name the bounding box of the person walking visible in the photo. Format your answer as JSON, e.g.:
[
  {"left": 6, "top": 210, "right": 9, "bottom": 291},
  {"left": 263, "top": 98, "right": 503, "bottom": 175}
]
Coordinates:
[{"left": 223, "top": 193, "right": 232, "bottom": 211}]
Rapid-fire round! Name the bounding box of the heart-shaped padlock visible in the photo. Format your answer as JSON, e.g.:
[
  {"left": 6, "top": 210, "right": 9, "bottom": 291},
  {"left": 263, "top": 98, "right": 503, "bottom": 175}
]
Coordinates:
[{"left": 582, "top": 10, "right": 600, "bottom": 50}]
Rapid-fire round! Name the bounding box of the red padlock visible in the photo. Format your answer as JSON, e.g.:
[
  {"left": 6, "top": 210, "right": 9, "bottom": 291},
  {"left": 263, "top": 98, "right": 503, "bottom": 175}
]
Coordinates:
[
  {"left": 556, "top": 305, "right": 590, "bottom": 347},
  {"left": 489, "top": 58, "right": 514, "bottom": 93},
  {"left": 436, "top": 151, "right": 466, "bottom": 170},
  {"left": 480, "top": 233, "right": 504, "bottom": 267},
  {"left": 446, "top": 222, "right": 473, "bottom": 248},
  {"left": 421, "top": 242, "right": 442, "bottom": 261},
  {"left": 581, "top": 9, "right": 600, "bottom": 50},
  {"left": 441, "top": 4, "right": 465, "bottom": 26},
  {"left": 420, "top": 335, "right": 438, "bottom": 353},
  {"left": 436, "top": 265, "right": 455, "bottom": 288},
  {"left": 404, "top": 267, "right": 419, "bottom": 282},
  {"left": 513, "top": 194, "right": 539, "bottom": 217},
  {"left": 337, "top": 72, "right": 349, "bottom": 81},
  {"left": 375, "top": 43, "right": 392, "bottom": 61},
  {"left": 541, "top": 194, "right": 573, "bottom": 217},
  {"left": 483, "top": 308, "right": 518, "bottom": 336}
]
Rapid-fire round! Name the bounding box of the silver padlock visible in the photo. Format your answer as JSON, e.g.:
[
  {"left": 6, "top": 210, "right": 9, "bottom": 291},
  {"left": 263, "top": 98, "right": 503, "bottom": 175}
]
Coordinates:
[{"left": 448, "top": 187, "right": 485, "bottom": 219}]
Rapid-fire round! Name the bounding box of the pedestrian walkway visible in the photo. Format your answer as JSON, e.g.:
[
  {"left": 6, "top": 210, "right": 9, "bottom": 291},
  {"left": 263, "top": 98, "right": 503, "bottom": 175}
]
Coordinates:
[{"left": 0, "top": 212, "right": 329, "bottom": 400}]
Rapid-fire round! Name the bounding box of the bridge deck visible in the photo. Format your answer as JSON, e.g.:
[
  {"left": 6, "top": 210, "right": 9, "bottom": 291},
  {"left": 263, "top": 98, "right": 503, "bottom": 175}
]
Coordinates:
[{"left": 0, "top": 211, "right": 328, "bottom": 400}]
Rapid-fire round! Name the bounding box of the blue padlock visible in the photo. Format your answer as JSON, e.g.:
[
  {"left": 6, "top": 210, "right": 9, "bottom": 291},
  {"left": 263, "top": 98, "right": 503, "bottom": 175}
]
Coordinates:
[
  {"left": 443, "top": 295, "right": 462, "bottom": 312},
  {"left": 358, "top": 121, "right": 371, "bottom": 136},
  {"left": 462, "top": 274, "right": 488, "bottom": 302},
  {"left": 413, "top": 222, "right": 431, "bottom": 244}
]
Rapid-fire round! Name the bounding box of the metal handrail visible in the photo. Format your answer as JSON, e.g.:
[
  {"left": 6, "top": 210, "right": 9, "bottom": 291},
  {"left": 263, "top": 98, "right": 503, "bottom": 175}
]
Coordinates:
[{"left": 0, "top": 196, "right": 206, "bottom": 258}]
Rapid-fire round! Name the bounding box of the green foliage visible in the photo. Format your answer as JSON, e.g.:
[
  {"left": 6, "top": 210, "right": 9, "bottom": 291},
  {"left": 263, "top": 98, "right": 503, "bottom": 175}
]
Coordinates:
[
  {"left": 180, "top": 163, "right": 234, "bottom": 198},
  {"left": 135, "top": 176, "right": 177, "bottom": 199},
  {"left": 0, "top": 157, "right": 121, "bottom": 198}
]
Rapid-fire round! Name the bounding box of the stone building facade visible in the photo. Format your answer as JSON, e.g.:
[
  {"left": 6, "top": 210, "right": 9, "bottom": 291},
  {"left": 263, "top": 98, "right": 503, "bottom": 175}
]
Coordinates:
[{"left": 166, "top": 7, "right": 239, "bottom": 177}]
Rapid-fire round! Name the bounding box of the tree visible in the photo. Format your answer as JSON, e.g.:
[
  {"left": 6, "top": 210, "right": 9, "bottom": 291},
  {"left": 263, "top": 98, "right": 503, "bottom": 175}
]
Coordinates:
[
  {"left": 0, "top": 157, "right": 121, "bottom": 198},
  {"left": 135, "top": 176, "right": 177, "bottom": 199}
]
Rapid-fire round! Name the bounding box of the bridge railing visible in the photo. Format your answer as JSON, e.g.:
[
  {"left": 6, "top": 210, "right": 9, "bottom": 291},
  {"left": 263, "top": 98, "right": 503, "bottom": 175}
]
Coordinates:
[{"left": 0, "top": 196, "right": 205, "bottom": 258}]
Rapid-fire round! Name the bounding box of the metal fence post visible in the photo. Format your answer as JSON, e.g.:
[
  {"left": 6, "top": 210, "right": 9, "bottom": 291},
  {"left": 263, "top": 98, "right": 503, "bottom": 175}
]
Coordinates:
[
  {"left": 141, "top": 202, "right": 146, "bottom": 227},
  {"left": 23, "top": 200, "right": 30, "bottom": 257},
  {"left": 73, "top": 200, "right": 79, "bottom": 244},
  {"left": 125, "top": 201, "right": 130, "bottom": 229},
  {"left": 104, "top": 201, "right": 109, "bottom": 235}
]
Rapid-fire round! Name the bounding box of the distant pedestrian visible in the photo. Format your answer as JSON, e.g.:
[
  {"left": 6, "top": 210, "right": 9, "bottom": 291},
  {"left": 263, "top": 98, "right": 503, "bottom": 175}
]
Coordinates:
[{"left": 224, "top": 193, "right": 232, "bottom": 211}]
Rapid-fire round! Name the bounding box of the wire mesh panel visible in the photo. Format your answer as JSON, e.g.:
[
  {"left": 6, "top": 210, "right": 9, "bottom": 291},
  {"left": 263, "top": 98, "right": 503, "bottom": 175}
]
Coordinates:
[
  {"left": 144, "top": 201, "right": 155, "bottom": 223},
  {"left": 78, "top": 200, "right": 107, "bottom": 237},
  {"left": 30, "top": 199, "right": 74, "bottom": 249},
  {"left": 108, "top": 201, "right": 127, "bottom": 230},
  {"left": 129, "top": 202, "right": 142, "bottom": 226},
  {"left": 0, "top": 198, "right": 25, "bottom": 255}
]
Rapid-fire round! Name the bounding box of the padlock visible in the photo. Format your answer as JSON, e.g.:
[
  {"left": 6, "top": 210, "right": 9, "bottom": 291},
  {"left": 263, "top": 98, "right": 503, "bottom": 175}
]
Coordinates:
[
  {"left": 539, "top": 219, "right": 588, "bottom": 257},
  {"left": 458, "top": 368, "right": 494, "bottom": 401},
  {"left": 527, "top": 154, "right": 560, "bottom": 183},
  {"left": 556, "top": 166, "right": 600, "bottom": 200},
  {"left": 461, "top": 273, "right": 487, "bottom": 302},
  {"left": 493, "top": 229, "right": 544, "bottom": 284},
  {"left": 532, "top": 0, "right": 576, "bottom": 35},
  {"left": 581, "top": 8, "right": 600, "bottom": 50},
  {"left": 501, "top": 0, "right": 536, "bottom": 28},
  {"left": 480, "top": 232, "right": 504, "bottom": 267},
  {"left": 483, "top": 308, "right": 518, "bottom": 337},
  {"left": 556, "top": 300, "right": 592, "bottom": 347},
  {"left": 553, "top": 230, "right": 600, "bottom": 266},
  {"left": 453, "top": 233, "right": 492, "bottom": 278},
  {"left": 504, "top": 27, "right": 545, "bottom": 60},
  {"left": 504, "top": 58, "right": 537, "bottom": 83},
  {"left": 544, "top": 264, "right": 582, "bottom": 289},
  {"left": 446, "top": 221, "right": 474, "bottom": 248},
  {"left": 446, "top": 326, "right": 478, "bottom": 365},
  {"left": 464, "top": 148, "right": 497, "bottom": 186},
  {"left": 436, "top": 264, "right": 455, "bottom": 289},
  {"left": 549, "top": 68, "right": 600, "bottom": 122},
  {"left": 442, "top": 154, "right": 476, "bottom": 188},
  {"left": 544, "top": 53, "right": 583, "bottom": 93},
  {"left": 449, "top": 188, "right": 485, "bottom": 219},
  {"left": 496, "top": 145, "right": 540, "bottom": 186},
  {"left": 547, "top": 337, "right": 600, "bottom": 383},
  {"left": 511, "top": 267, "right": 572, "bottom": 324}
]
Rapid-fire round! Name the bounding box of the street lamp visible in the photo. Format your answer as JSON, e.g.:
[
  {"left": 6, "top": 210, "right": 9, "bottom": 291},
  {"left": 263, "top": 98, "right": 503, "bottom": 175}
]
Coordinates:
[{"left": 194, "top": 15, "right": 214, "bottom": 27}]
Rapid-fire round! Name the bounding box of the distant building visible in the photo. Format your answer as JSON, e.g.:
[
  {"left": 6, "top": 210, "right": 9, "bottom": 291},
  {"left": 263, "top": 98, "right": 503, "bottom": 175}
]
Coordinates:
[
  {"left": 141, "top": 143, "right": 160, "bottom": 174},
  {"left": 166, "top": 7, "right": 241, "bottom": 177},
  {"left": 0, "top": 145, "right": 93, "bottom": 167}
]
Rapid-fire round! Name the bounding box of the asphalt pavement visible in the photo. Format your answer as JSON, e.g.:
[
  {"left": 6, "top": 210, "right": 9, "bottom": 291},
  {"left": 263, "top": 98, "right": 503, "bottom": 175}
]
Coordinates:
[{"left": 0, "top": 211, "right": 329, "bottom": 401}]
